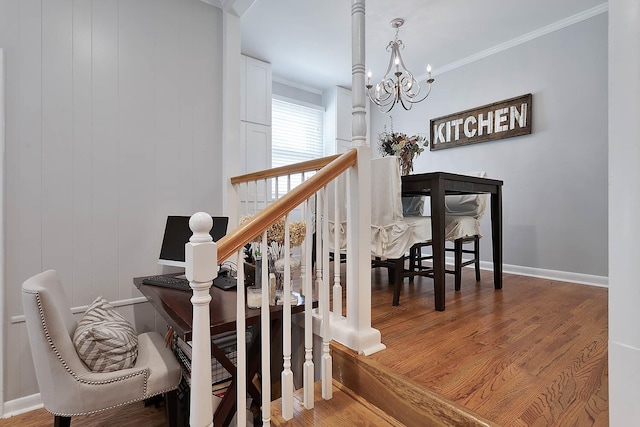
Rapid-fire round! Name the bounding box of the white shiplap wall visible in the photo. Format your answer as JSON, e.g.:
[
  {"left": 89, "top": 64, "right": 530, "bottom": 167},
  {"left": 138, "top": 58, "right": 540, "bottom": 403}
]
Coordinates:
[{"left": 0, "top": 0, "right": 223, "bottom": 403}]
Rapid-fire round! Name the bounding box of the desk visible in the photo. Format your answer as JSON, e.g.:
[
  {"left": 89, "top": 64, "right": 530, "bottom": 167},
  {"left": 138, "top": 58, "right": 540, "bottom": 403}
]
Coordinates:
[
  {"left": 401, "top": 172, "right": 503, "bottom": 311},
  {"left": 134, "top": 275, "right": 311, "bottom": 427}
]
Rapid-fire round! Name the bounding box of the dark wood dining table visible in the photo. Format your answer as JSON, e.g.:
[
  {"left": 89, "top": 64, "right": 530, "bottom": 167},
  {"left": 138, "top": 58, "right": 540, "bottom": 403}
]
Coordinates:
[{"left": 401, "top": 172, "right": 504, "bottom": 311}]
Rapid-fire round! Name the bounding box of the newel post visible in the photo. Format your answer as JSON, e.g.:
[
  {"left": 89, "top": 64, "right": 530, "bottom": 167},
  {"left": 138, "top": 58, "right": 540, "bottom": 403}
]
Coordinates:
[{"left": 186, "top": 212, "right": 216, "bottom": 427}]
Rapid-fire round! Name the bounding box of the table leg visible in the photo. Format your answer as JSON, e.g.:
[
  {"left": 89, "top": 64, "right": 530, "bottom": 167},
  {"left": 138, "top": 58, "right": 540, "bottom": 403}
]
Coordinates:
[
  {"left": 431, "top": 178, "right": 446, "bottom": 311},
  {"left": 212, "top": 332, "right": 262, "bottom": 427},
  {"left": 491, "top": 186, "right": 503, "bottom": 289}
]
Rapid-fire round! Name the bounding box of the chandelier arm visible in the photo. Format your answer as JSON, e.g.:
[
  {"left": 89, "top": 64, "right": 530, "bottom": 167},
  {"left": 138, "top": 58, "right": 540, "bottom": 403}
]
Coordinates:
[
  {"left": 382, "top": 42, "right": 396, "bottom": 81},
  {"left": 366, "top": 18, "right": 434, "bottom": 112},
  {"left": 405, "top": 82, "right": 433, "bottom": 105}
]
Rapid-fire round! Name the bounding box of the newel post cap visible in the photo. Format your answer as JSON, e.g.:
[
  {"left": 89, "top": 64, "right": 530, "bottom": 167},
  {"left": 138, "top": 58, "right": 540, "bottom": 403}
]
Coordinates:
[{"left": 185, "top": 212, "right": 217, "bottom": 283}]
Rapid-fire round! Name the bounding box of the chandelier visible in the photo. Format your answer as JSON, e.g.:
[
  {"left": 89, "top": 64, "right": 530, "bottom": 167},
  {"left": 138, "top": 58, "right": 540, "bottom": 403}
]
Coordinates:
[{"left": 366, "top": 18, "right": 434, "bottom": 113}]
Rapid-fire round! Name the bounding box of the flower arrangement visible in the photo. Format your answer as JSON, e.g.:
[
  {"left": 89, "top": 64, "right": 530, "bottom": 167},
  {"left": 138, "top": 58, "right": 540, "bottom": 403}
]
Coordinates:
[
  {"left": 240, "top": 215, "right": 306, "bottom": 293},
  {"left": 378, "top": 116, "right": 428, "bottom": 176},
  {"left": 239, "top": 215, "right": 306, "bottom": 258}
]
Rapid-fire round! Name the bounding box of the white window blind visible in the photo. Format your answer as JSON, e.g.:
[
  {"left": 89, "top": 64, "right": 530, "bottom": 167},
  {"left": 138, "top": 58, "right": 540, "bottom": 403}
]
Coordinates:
[{"left": 271, "top": 97, "right": 324, "bottom": 195}]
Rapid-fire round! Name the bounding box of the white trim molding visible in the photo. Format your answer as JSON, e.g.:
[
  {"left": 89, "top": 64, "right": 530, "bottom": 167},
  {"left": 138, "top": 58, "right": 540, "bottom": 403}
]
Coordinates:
[
  {"left": 0, "top": 47, "right": 6, "bottom": 418},
  {"left": 272, "top": 75, "right": 324, "bottom": 96},
  {"left": 432, "top": 3, "right": 609, "bottom": 77},
  {"left": 2, "top": 393, "right": 43, "bottom": 419},
  {"left": 10, "top": 296, "right": 149, "bottom": 324},
  {"left": 476, "top": 260, "right": 608, "bottom": 288}
]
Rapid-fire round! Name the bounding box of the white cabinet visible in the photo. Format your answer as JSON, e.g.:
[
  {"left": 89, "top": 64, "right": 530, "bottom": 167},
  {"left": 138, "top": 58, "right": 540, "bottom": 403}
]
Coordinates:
[
  {"left": 241, "top": 122, "right": 271, "bottom": 174},
  {"left": 241, "top": 55, "right": 272, "bottom": 126},
  {"left": 241, "top": 55, "right": 272, "bottom": 173},
  {"left": 323, "top": 86, "right": 351, "bottom": 154}
]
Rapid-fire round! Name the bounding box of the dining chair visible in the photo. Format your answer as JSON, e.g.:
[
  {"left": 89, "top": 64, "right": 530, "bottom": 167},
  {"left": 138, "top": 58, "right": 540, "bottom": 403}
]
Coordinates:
[
  {"left": 22, "top": 269, "right": 182, "bottom": 427},
  {"left": 326, "top": 156, "right": 432, "bottom": 305},
  {"left": 411, "top": 171, "right": 489, "bottom": 291}
]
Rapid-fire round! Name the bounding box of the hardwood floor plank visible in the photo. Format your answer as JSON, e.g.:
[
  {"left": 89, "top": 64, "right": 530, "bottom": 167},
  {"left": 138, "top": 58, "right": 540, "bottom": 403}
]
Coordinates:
[
  {"left": 365, "top": 265, "right": 608, "bottom": 426},
  {"left": 0, "top": 401, "right": 170, "bottom": 427}
]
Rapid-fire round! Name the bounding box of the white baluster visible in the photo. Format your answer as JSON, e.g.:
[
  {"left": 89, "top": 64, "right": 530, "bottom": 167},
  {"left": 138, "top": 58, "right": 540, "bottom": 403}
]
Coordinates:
[
  {"left": 260, "top": 230, "right": 271, "bottom": 426},
  {"left": 315, "top": 190, "right": 323, "bottom": 306},
  {"left": 303, "top": 198, "right": 315, "bottom": 409},
  {"left": 321, "top": 186, "right": 332, "bottom": 400},
  {"left": 236, "top": 248, "right": 247, "bottom": 427},
  {"left": 281, "top": 215, "right": 293, "bottom": 419},
  {"left": 333, "top": 176, "right": 342, "bottom": 318},
  {"left": 186, "top": 212, "right": 216, "bottom": 427}
]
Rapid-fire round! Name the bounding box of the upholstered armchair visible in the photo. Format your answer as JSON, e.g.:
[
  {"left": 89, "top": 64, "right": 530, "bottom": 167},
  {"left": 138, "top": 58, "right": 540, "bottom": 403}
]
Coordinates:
[{"left": 21, "top": 269, "right": 182, "bottom": 427}]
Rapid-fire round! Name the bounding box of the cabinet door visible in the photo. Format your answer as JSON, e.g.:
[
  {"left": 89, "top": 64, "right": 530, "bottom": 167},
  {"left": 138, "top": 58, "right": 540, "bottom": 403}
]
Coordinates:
[
  {"left": 241, "top": 56, "right": 272, "bottom": 126},
  {"left": 241, "top": 122, "right": 271, "bottom": 174}
]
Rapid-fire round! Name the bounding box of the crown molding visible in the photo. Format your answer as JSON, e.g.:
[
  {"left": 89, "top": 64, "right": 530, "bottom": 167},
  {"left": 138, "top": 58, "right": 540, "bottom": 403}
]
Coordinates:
[
  {"left": 272, "top": 75, "right": 324, "bottom": 95},
  {"left": 433, "top": 3, "right": 609, "bottom": 77},
  {"left": 200, "top": 0, "right": 257, "bottom": 17},
  {"left": 199, "top": 0, "right": 222, "bottom": 8}
]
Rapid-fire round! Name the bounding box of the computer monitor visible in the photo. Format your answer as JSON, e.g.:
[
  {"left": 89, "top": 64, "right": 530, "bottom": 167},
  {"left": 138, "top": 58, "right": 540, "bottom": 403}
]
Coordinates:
[{"left": 158, "top": 215, "right": 229, "bottom": 267}]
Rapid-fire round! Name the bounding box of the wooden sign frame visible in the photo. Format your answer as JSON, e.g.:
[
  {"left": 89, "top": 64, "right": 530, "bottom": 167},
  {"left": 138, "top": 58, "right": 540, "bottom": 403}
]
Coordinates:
[{"left": 430, "top": 93, "right": 532, "bottom": 151}]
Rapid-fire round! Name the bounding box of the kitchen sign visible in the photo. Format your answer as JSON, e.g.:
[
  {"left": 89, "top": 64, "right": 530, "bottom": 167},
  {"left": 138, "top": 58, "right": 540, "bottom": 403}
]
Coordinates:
[{"left": 430, "top": 93, "right": 532, "bottom": 151}]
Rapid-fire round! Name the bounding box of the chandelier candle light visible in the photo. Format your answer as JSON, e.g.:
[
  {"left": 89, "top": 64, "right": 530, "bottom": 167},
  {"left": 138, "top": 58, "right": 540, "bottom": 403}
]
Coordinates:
[{"left": 366, "top": 18, "right": 434, "bottom": 113}]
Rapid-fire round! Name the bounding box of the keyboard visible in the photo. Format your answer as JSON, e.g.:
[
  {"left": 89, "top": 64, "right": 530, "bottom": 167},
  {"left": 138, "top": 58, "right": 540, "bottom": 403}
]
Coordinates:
[
  {"left": 142, "top": 275, "right": 237, "bottom": 291},
  {"left": 142, "top": 275, "right": 191, "bottom": 291}
]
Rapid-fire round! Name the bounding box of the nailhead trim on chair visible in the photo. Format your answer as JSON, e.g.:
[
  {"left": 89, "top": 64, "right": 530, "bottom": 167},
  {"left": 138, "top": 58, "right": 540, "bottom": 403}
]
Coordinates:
[{"left": 26, "top": 289, "right": 180, "bottom": 417}]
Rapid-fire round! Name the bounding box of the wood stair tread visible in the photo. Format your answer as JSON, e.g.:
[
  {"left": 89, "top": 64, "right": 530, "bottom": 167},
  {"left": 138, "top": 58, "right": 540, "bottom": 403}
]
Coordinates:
[{"left": 271, "top": 379, "right": 405, "bottom": 426}]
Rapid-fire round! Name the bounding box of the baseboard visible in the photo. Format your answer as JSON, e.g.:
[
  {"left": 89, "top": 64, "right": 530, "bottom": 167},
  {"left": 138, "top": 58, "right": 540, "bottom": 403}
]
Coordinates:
[
  {"left": 2, "top": 393, "right": 43, "bottom": 419},
  {"left": 475, "top": 260, "right": 609, "bottom": 288}
]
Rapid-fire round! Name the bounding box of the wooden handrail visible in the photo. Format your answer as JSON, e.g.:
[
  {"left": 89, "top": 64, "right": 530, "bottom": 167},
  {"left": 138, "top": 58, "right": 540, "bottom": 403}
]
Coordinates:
[
  {"left": 218, "top": 149, "right": 357, "bottom": 262},
  {"left": 230, "top": 154, "right": 342, "bottom": 185}
]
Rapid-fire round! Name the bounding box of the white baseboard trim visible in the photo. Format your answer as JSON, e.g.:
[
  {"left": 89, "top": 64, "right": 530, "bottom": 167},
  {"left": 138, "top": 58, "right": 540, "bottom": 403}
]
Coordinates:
[
  {"left": 473, "top": 259, "right": 608, "bottom": 288},
  {"left": 2, "top": 393, "right": 43, "bottom": 419}
]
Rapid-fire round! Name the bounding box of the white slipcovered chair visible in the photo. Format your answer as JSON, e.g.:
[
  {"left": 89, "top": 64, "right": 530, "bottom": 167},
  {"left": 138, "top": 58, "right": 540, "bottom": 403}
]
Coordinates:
[
  {"left": 22, "top": 269, "right": 182, "bottom": 427},
  {"left": 327, "top": 156, "right": 432, "bottom": 305},
  {"left": 411, "top": 171, "right": 489, "bottom": 291}
]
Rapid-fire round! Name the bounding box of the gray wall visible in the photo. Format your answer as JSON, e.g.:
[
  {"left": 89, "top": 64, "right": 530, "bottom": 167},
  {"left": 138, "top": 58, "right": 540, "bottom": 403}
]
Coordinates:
[
  {"left": 370, "top": 13, "right": 608, "bottom": 279},
  {"left": 0, "top": 0, "right": 223, "bottom": 402}
]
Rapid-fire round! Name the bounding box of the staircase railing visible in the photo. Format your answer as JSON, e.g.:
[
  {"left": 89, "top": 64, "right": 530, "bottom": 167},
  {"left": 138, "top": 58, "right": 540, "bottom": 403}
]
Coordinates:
[{"left": 186, "top": 146, "right": 384, "bottom": 427}]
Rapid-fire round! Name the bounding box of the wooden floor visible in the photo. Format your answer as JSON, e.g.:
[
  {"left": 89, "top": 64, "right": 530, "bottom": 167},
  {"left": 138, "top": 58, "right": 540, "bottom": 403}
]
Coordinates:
[
  {"left": 366, "top": 266, "right": 608, "bottom": 426},
  {"left": 2, "top": 267, "right": 608, "bottom": 426},
  {"left": 271, "top": 380, "right": 404, "bottom": 426},
  {"left": 0, "top": 399, "right": 169, "bottom": 426}
]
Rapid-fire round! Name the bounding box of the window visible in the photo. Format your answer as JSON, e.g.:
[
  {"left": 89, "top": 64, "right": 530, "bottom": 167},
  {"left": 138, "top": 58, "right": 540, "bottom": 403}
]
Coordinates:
[{"left": 271, "top": 97, "right": 324, "bottom": 196}]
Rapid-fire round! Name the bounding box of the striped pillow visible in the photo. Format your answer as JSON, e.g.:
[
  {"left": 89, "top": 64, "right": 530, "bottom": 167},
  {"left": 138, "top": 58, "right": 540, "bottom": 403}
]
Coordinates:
[{"left": 73, "top": 296, "right": 138, "bottom": 372}]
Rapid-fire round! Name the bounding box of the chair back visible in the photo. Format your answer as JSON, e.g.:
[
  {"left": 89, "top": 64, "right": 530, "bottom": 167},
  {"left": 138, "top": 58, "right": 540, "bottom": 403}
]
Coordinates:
[
  {"left": 326, "top": 172, "right": 348, "bottom": 250},
  {"left": 445, "top": 171, "right": 489, "bottom": 219},
  {"left": 371, "top": 156, "right": 405, "bottom": 227},
  {"left": 21, "top": 270, "right": 90, "bottom": 412}
]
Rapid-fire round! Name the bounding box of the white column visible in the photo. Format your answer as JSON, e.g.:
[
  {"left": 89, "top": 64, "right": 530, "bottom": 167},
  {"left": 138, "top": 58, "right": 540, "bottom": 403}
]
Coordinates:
[
  {"left": 351, "top": 0, "right": 367, "bottom": 147},
  {"left": 186, "top": 212, "right": 217, "bottom": 427},
  {"left": 609, "top": 0, "right": 640, "bottom": 424},
  {"left": 330, "top": 0, "right": 386, "bottom": 356}
]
